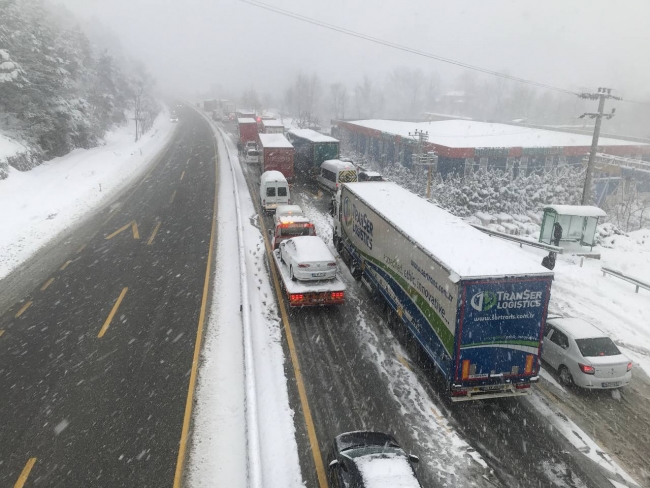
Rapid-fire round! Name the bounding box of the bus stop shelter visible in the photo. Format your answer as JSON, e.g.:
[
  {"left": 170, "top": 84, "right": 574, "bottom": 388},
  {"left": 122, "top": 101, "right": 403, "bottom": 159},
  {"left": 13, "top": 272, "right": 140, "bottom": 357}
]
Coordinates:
[{"left": 539, "top": 205, "right": 607, "bottom": 249}]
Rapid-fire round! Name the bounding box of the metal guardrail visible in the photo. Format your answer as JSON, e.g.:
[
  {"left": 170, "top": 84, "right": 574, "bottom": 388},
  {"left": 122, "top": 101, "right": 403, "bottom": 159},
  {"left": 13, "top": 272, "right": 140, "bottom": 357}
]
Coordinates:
[
  {"left": 470, "top": 224, "right": 564, "bottom": 253},
  {"left": 602, "top": 267, "right": 650, "bottom": 293}
]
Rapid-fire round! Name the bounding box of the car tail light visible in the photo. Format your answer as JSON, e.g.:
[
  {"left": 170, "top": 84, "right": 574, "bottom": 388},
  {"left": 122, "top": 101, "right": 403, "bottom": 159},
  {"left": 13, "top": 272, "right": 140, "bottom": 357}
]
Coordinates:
[
  {"left": 290, "top": 294, "right": 304, "bottom": 302},
  {"left": 627, "top": 362, "right": 633, "bottom": 372},
  {"left": 515, "top": 383, "right": 531, "bottom": 390},
  {"left": 524, "top": 354, "right": 534, "bottom": 374},
  {"left": 288, "top": 198, "right": 291, "bottom": 204},
  {"left": 298, "top": 264, "right": 310, "bottom": 268},
  {"left": 262, "top": 199, "right": 265, "bottom": 206},
  {"left": 579, "top": 363, "right": 595, "bottom": 375},
  {"left": 327, "top": 262, "right": 337, "bottom": 267},
  {"left": 331, "top": 291, "right": 344, "bottom": 300}
]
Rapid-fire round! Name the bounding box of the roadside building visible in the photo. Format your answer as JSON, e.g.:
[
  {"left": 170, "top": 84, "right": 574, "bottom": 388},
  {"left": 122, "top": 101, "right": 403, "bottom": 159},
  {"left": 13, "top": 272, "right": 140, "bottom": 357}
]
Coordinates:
[{"left": 335, "top": 119, "right": 650, "bottom": 178}]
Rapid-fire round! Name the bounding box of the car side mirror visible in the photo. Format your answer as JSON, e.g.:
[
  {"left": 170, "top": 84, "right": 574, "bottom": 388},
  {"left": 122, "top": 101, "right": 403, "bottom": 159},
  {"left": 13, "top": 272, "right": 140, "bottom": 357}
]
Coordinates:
[
  {"left": 408, "top": 454, "right": 419, "bottom": 464},
  {"left": 329, "top": 459, "right": 347, "bottom": 472}
]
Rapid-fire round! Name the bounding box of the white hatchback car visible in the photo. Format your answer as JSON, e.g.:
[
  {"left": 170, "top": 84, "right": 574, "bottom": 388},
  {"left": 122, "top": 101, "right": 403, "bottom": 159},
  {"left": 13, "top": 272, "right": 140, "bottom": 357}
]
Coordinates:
[
  {"left": 542, "top": 317, "right": 632, "bottom": 389},
  {"left": 279, "top": 236, "right": 337, "bottom": 282}
]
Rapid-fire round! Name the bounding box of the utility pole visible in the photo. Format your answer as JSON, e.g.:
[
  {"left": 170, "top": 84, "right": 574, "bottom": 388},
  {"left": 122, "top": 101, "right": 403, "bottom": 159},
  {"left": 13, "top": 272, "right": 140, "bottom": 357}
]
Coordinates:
[
  {"left": 409, "top": 129, "right": 436, "bottom": 198},
  {"left": 578, "top": 87, "right": 619, "bottom": 205}
]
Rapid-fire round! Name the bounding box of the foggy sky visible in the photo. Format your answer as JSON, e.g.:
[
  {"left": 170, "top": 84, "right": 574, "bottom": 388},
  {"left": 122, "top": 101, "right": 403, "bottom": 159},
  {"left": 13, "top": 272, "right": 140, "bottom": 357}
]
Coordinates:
[{"left": 58, "top": 0, "right": 650, "bottom": 101}]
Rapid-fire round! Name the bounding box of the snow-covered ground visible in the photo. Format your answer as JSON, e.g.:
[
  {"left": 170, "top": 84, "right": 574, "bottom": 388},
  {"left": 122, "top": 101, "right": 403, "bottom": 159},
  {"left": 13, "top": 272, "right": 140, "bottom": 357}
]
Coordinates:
[
  {"left": 543, "top": 229, "right": 650, "bottom": 374},
  {"left": 187, "top": 112, "right": 304, "bottom": 487},
  {"left": 0, "top": 112, "right": 175, "bottom": 280}
]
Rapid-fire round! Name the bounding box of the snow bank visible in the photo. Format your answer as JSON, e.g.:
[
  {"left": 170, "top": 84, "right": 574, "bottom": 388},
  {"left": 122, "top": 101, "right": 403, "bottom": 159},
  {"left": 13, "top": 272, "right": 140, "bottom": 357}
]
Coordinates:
[
  {"left": 522, "top": 228, "right": 650, "bottom": 373},
  {"left": 0, "top": 112, "right": 174, "bottom": 280},
  {"left": 188, "top": 111, "right": 304, "bottom": 487}
]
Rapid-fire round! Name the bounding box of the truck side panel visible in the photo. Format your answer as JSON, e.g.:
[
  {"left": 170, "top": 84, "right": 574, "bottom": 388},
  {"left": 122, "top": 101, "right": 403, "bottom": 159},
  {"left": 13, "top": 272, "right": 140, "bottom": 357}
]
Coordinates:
[
  {"left": 339, "top": 188, "right": 457, "bottom": 378},
  {"left": 455, "top": 277, "right": 552, "bottom": 385},
  {"left": 263, "top": 148, "right": 294, "bottom": 180}
]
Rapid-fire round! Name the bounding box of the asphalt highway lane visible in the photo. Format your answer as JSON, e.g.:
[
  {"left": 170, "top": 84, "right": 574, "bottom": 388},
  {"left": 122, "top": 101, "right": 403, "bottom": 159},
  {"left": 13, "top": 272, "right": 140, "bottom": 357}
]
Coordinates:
[
  {"left": 233, "top": 138, "right": 632, "bottom": 488},
  {"left": 0, "top": 107, "right": 216, "bottom": 487}
]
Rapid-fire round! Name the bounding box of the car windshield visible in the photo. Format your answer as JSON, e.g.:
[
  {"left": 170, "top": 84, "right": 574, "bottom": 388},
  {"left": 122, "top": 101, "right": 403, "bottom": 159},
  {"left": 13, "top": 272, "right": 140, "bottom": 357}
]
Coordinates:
[{"left": 575, "top": 337, "right": 621, "bottom": 357}]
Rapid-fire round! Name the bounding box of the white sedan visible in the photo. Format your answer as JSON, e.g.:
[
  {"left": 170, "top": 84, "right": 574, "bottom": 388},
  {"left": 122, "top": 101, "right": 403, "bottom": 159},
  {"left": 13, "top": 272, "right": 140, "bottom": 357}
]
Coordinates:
[
  {"left": 280, "top": 236, "right": 338, "bottom": 281},
  {"left": 542, "top": 316, "right": 632, "bottom": 389}
]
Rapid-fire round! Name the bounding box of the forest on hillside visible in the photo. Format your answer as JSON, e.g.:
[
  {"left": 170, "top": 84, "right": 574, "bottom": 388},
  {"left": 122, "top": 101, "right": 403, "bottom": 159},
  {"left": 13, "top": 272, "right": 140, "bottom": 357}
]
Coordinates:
[{"left": 0, "top": 0, "right": 159, "bottom": 175}]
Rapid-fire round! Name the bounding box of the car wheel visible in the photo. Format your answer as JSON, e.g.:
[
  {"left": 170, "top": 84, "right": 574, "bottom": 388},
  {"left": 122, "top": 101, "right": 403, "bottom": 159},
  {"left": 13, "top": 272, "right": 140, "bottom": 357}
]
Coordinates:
[
  {"left": 559, "top": 366, "right": 574, "bottom": 387},
  {"left": 290, "top": 266, "right": 297, "bottom": 282}
]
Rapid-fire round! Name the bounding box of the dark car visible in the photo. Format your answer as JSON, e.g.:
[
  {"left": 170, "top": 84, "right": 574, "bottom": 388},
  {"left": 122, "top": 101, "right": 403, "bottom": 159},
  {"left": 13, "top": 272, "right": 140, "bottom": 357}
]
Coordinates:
[{"left": 328, "top": 431, "right": 422, "bottom": 488}]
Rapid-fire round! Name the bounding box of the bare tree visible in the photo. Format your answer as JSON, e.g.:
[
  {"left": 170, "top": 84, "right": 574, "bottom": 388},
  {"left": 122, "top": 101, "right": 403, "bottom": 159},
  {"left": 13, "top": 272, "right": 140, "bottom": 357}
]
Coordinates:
[{"left": 330, "top": 82, "right": 348, "bottom": 120}]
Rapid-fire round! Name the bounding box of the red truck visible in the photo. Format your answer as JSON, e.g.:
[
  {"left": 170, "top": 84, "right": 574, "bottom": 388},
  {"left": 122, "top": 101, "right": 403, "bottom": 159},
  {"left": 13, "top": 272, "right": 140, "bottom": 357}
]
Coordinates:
[
  {"left": 258, "top": 133, "right": 295, "bottom": 181},
  {"left": 238, "top": 118, "right": 259, "bottom": 151}
]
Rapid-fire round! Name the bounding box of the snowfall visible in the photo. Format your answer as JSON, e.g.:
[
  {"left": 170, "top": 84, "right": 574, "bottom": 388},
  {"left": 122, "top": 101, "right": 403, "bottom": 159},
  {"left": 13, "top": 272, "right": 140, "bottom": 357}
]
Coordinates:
[{"left": 1, "top": 107, "right": 649, "bottom": 487}]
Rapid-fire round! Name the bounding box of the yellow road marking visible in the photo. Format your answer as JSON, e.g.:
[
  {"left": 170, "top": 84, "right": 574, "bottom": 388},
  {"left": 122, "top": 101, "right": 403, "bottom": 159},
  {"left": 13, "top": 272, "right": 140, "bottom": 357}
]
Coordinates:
[
  {"left": 100, "top": 129, "right": 177, "bottom": 228},
  {"left": 0, "top": 330, "right": 5, "bottom": 338},
  {"left": 98, "top": 287, "right": 128, "bottom": 338},
  {"left": 41, "top": 278, "right": 55, "bottom": 291},
  {"left": 254, "top": 177, "right": 328, "bottom": 486},
  {"left": 147, "top": 221, "right": 162, "bottom": 245},
  {"left": 173, "top": 128, "right": 219, "bottom": 488},
  {"left": 13, "top": 457, "right": 36, "bottom": 488},
  {"left": 15, "top": 301, "right": 33, "bottom": 318},
  {"left": 105, "top": 220, "right": 140, "bottom": 240},
  {"left": 180, "top": 170, "right": 185, "bottom": 181},
  {"left": 76, "top": 243, "right": 86, "bottom": 254},
  {"left": 170, "top": 190, "right": 177, "bottom": 204},
  {"left": 396, "top": 353, "right": 412, "bottom": 371},
  {"left": 60, "top": 260, "right": 73, "bottom": 270}
]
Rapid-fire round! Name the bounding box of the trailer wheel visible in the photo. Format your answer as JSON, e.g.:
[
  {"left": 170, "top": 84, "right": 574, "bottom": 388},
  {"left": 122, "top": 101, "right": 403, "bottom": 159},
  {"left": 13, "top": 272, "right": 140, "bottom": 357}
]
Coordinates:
[
  {"left": 290, "top": 266, "right": 297, "bottom": 282},
  {"left": 350, "top": 262, "right": 362, "bottom": 281}
]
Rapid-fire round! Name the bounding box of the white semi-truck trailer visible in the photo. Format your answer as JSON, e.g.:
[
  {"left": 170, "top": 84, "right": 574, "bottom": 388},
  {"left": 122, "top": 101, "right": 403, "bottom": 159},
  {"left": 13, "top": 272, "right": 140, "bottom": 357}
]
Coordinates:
[{"left": 333, "top": 182, "right": 554, "bottom": 401}]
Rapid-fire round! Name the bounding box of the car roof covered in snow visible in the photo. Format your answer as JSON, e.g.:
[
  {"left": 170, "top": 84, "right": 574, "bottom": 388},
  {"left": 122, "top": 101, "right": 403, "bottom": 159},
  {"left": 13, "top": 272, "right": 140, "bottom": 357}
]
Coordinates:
[
  {"left": 548, "top": 317, "right": 606, "bottom": 339},
  {"left": 275, "top": 204, "right": 303, "bottom": 216},
  {"left": 354, "top": 452, "right": 421, "bottom": 488},
  {"left": 321, "top": 159, "right": 357, "bottom": 171},
  {"left": 288, "top": 128, "right": 338, "bottom": 143},
  {"left": 286, "top": 236, "right": 333, "bottom": 262},
  {"left": 344, "top": 182, "right": 554, "bottom": 279},
  {"left": 258, "top": 133, "right": 293, "bottom": 148},
  {"left": 238, "top": 117, "right": 257, "bottom": 124},
  {"left": 260, "top": 170, "right": 287, "bottom": 184},
  {"left": 544, "top": 205, "right": 607, "bottom": 218}
]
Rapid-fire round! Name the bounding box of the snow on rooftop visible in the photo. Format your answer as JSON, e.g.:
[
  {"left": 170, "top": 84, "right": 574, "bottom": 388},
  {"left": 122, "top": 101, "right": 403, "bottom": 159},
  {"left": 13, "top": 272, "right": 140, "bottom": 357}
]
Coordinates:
[
  {"left": 237, "top": 117, "right": 257, "bottom": 124},
  {"left": 258, "top": 133, "right": 293, "bottom": 149},
  {"left": 322, "top": 159, "right": 357, "bottom": 171},
  {"left": 544, "top": 205, "right": 607, "bottom": 218},
  {"left": 288, "top": 128, "right": 338, "bottom": 143},
  {"left": 355, "top": 452, "right": 421, "bottom": 488},
  {"left": 346, "top": 182, "right": 553, "bottom": 279},
  {"left": 345, "top": 119, "right": 647, "bottom": 149},
  {"left": 262, "top": 119, "right": 284, "bottom": 127}
]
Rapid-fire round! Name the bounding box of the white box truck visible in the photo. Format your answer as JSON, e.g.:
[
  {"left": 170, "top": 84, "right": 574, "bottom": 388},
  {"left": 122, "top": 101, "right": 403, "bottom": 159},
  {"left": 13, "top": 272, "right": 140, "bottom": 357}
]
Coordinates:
[{"left": 333, "top": 182, "right": 554, "bottom": 401}]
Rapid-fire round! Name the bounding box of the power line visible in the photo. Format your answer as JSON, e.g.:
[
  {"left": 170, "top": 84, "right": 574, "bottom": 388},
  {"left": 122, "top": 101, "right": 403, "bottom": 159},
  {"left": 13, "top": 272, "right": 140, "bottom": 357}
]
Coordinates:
[
  {"left": 241, "top": 0, "right": 579, "bottom": 96},
  {"left": 241, "top": 0, "right": 650, "bottom": 106}
]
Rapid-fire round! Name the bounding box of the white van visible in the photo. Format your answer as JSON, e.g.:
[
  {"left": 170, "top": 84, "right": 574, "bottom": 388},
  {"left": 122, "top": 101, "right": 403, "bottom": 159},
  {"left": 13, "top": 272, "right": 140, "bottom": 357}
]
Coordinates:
[
  {"left": 260, "top": 170, "right": 290, "bottom": 213},
  {"left": 317, "top": 159, "right": 358, "bottom": 192},
  {"left": 245, "top": 148, "right": 259, "bottom": 163}
]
